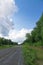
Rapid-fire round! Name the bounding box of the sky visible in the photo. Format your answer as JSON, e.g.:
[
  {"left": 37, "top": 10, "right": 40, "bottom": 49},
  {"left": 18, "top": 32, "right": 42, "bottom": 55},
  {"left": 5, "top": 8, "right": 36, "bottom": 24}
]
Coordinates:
[
  {"left": 0, "top": 0, "right": 43, "bottom": 44},
  {"left": 14, "top": 0, "right": 43, "bottom": 30}
]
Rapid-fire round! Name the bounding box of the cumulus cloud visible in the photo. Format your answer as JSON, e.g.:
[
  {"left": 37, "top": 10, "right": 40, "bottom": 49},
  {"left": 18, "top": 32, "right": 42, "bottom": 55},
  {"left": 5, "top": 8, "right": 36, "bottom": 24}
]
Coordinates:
[
  {"left": 0, "top": 0, "right": 18, "bottom": 36},
  {"left": 8, "top": 28, "right": 32, "bottom": 43},
  {"left": 8, "top": 28, "right": 29, "bottom": 40},
  {"left": 0, "top": 28, "right": 32, "bottom": 44}
]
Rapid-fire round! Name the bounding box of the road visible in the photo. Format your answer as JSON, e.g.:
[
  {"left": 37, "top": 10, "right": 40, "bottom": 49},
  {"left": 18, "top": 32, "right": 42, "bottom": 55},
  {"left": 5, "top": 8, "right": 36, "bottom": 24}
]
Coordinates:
[{"left": 0, "top": 46, "right": 23, "bottom": 65}]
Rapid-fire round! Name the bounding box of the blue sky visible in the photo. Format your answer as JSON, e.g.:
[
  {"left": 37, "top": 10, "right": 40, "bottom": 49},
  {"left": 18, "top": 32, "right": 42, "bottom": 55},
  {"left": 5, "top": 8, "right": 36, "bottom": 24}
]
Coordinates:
[
  {"left": 0, "top": 0, "right": 43, "bottom": 43},
  {"left": 14, "top": 0, "right": 43, "bottom": 30}
]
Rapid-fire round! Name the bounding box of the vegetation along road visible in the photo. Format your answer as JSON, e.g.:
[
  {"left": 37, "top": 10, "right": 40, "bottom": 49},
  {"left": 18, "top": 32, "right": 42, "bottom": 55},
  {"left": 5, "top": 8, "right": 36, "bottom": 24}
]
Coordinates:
[{"left": 0, "top": 46, "right": 23, "bottom": 65}]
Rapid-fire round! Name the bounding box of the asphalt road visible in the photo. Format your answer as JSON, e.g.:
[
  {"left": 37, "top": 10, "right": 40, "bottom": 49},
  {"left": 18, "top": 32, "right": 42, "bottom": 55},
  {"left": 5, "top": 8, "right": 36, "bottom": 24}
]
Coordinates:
[{"left": 0, "top": 46, "right": 23, "bottom": 65}]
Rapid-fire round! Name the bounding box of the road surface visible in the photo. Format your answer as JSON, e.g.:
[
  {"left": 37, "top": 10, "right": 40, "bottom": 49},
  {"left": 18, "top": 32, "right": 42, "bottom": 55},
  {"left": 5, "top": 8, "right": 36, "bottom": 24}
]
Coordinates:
[{"left": 0, "top": 46, "right": 23, "bottom": 65}]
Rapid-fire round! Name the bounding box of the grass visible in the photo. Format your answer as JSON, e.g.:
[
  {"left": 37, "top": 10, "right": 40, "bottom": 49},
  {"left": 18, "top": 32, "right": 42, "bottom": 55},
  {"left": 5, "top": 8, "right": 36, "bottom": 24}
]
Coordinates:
[
  {"left": 22, "top": 43, "right": 43, "bottom": 65},
  {"left": 0, "top": 45, "right": 13, "bottom": 49}
]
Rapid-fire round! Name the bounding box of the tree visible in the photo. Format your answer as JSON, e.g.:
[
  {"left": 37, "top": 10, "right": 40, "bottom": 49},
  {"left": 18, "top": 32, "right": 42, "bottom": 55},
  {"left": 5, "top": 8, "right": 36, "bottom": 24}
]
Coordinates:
[
  {"left": 31, "top": 13, "right": 43, "bottom": 44},
  {"left": 25, "top": 33, "right": 32, "bottom": 43},
  {"left": 0, "top": 37, "right": 18, "bottom": 45}
]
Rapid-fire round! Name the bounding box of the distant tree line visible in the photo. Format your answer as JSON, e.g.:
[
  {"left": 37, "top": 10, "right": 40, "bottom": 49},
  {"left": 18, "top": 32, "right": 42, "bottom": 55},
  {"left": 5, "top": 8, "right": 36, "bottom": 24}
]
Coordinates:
[
  {"left": 23, "top": 13, "right": 43, "bottom": 46},
  {"left": 0, "top": 37, "right": 18, "bottom": 46}
]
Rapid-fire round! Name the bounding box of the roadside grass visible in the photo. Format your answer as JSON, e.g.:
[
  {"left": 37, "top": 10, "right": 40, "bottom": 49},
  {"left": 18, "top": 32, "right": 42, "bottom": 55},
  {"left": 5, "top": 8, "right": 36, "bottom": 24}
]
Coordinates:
[
  {"left": 22, "top": 43, "right": 43, "bottom": 65},
  {"left": 0, "top": 45, "right": 13, "bottom": 49},
  {"left": 35, "top": 47, "right": 43, "bottom": 65}
]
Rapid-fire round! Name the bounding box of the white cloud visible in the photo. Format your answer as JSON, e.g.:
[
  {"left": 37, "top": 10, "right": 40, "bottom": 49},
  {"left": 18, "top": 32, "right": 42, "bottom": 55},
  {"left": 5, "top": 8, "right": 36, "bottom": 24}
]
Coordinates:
[
  {"left": 0, "top": 0, "right": 17, "bottom": 17},
  {"left": 0, "top": 0, "right": 18, "bottom": 36},
  {"left": 0, "top": 28, "right": 32, "bottom": 44},
  {"left": 7, "top": 28, "right": 32, "bottom": 43},
  {"left": 0, "top": 0, "right": 33, "bottom": 44}
]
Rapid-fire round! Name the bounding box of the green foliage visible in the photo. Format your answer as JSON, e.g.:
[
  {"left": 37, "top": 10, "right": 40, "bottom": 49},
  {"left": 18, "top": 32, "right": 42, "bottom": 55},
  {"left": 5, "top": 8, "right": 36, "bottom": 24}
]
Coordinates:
[
  {"left": 26, "top": 33, "right": 32, "bottom": 43},
  {"left": 22, "top": 45, "right": 37, "bottom": 65},
  {"left": 33, "top": 41, "right": 43, "bottom": 46},
  {"left": 22, "top": 44, "right": 43, "bottom": 65},
  {"left": 31, "top": 13, "right": 43, "bottom": 43}
]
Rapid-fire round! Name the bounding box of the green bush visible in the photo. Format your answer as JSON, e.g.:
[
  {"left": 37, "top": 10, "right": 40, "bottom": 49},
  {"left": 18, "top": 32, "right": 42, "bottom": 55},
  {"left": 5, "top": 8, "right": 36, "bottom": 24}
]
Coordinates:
[{"left": 33, "top": 41, "right": 43, "bottom": 46}]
